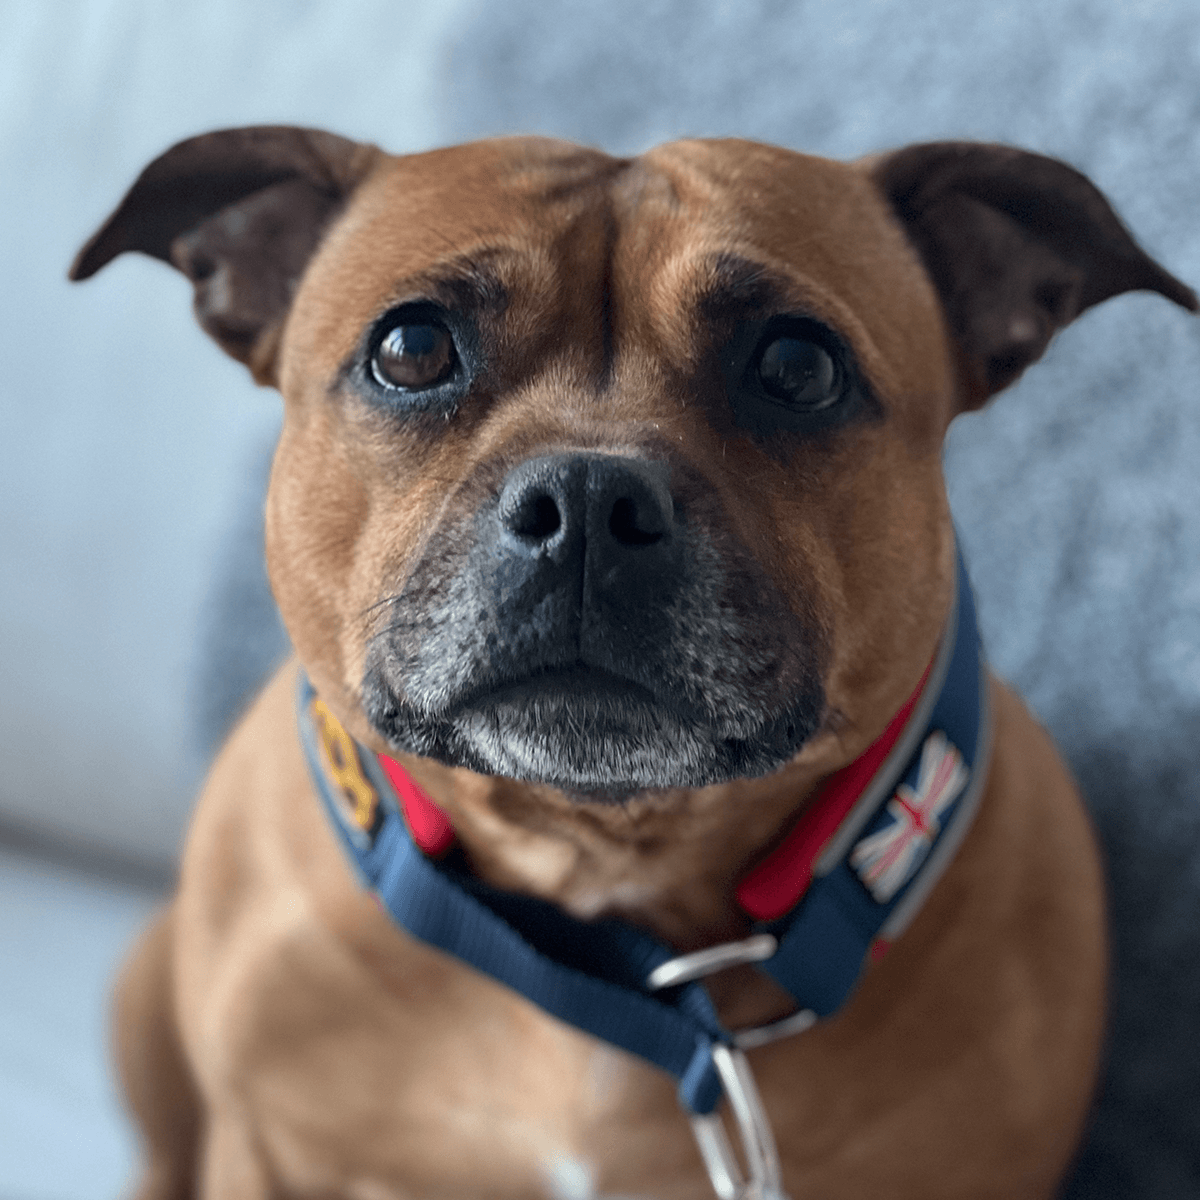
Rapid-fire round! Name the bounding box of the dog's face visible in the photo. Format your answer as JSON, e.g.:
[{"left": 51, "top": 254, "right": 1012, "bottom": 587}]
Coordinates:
[
  {"left": 271, "top": 139, "right": 955, "bottom": 796},
  {"left": 72, "top": 130, "right": 1196, "bottom": 799}
]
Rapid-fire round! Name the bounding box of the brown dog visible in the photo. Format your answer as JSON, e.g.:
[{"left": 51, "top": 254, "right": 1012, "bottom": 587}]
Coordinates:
[{"left": 72, "top": 128, "right": 1196, "bottom": 1200}]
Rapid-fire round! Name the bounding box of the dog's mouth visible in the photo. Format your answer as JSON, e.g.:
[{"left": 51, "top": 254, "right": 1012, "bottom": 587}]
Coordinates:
[
  {"left": 476, "top": 662, "right": 656, "bottom": 709},
  {"left": 459, "top": 663, "right": 694, "bottom": 792},
  {"left": 363, "top": 657, "right": 824, "bottom": 797}
]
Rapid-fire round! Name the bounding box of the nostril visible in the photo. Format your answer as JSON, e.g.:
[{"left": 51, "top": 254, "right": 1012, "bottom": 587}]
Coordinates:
[
  {"left": 512, "top": 492, "right": 563, "bottom": 541},
  {"left": 609, "top": 496, "right": 663, "bottom": 547}
]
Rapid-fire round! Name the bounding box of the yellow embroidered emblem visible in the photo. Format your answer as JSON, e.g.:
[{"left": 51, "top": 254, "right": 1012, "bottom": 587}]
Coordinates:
[{"left": 311, "top": 698, "right": 379, "bottom": 834}]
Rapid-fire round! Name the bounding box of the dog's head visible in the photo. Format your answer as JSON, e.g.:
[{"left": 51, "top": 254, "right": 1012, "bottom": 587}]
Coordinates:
[{"left": 72, "top": 129, "right": 1196, "bottom": 800}]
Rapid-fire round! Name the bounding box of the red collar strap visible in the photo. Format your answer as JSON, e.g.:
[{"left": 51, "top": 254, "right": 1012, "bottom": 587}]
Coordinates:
[{"left": 376, "top": 756, "right": 455, "bottom": 857}]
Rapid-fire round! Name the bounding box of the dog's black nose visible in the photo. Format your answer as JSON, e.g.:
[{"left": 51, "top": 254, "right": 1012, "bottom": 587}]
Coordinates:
[
  {"left": 498, "top": 453, "right": 675, "bottom": 562},
  {"left": 489, "top": 452, "right": 683, "bottom": 673}
]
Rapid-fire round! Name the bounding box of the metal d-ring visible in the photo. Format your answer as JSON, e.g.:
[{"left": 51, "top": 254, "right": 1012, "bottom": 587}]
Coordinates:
[
  {"left": 732, "top": 1008, "right": 818, "bottom": 1051},
  {"left": 645, "top": 934, "right": 779, "bottom": 991}
]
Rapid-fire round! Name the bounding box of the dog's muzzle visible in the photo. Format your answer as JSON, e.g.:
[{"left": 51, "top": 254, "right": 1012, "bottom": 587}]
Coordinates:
[{"left": 363, "top": 451, "right": 826, "bottom": 795}]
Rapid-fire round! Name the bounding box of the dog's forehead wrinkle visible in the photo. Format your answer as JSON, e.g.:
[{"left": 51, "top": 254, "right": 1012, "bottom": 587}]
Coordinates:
[
  {"left": 334, "top": 250, "right": 541, "bottom": 377},
  {"left": 489, "top": 136, "right": 627, "bottom": 191},
  {"left": 379, "top": 252, "right": 512, "bottom": 313},
  {"left": 611, "top": 156, "right": 683, "bottom": 228},
  {"left": 695, "top": 250, "right": 793, "bottom": 315}
]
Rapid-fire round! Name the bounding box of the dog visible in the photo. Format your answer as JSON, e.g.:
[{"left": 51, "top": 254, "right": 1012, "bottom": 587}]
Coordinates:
[{"left": 71, "top": 127, "right": 1196, "bottom": 1200}]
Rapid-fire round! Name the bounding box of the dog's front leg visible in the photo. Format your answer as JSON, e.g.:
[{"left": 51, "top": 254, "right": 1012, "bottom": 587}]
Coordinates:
[
  {"left": 197, "top": 1118, "right": 273, "bottom": 1200},
  {"left": 113, "top": 907, "right": 200, "bottom": 1200}
]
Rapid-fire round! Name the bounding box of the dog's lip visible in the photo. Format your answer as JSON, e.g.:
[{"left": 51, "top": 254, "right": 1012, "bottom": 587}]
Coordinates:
[{"left": 453, "top": 662, "right": 660, "bottom": 713}]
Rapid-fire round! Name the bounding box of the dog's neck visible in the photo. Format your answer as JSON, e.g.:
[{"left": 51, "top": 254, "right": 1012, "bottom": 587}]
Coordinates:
[
  {"left": 392, "top": 755, "right": 876, "bottom": 1032},
  {"left": 401, "top": 755, "right": 843, "bottom": 950}
]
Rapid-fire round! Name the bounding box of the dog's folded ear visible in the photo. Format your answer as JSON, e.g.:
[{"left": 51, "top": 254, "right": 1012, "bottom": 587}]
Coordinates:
[
  {"left": 870, "top": 142, "right": 1198, "bottom": 408},
  {"left": 69, "top": 126, "right": 380, "bottom": 385}
]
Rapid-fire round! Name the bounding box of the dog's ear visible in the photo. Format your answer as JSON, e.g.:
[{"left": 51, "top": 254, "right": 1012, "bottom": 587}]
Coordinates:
[
  {"left": 69, "top": 126, "right": 380, "bottom": 385},
  {"left": 870, "top": 142, "right": 1197, "bottom": 408}
]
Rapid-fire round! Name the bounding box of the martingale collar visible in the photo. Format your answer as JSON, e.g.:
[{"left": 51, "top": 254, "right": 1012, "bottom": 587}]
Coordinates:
[{"left": 297, "top": 542, "right": 990, "bottom": 1121}]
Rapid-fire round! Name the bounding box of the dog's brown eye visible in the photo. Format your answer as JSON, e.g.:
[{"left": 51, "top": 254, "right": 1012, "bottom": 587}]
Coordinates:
[
  {"left": 372, "top": 322, "right": 455, "bottom": 390},
  {"left": 754, "top": 336, "right": 839, "bottom": 409}
]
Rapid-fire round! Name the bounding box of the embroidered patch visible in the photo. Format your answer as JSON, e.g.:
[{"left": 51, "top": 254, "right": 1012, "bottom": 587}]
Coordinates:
[
  {"left": 310, "top": 698, "right": 382, "bottom": 845},
  {"left": 849, "top": 730, "right": 968, "bottom": 903}
]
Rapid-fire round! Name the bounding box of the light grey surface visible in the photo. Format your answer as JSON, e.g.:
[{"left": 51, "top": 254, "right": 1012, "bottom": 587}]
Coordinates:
[{"left": 0, "top": 848, "right": 162, "bottom": 1200}]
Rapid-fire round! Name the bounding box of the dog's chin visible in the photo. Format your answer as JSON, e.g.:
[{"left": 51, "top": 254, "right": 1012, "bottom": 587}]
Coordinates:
[{"left": 364, "top": 667, "right": 823, "bottom": 798}]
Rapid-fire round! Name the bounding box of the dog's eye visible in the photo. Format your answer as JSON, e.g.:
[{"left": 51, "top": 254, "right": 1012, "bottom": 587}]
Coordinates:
[
  {"left": 372, "top": 322, "right": 455, "bottom": 390},
  {"left": 752, "top": 334, "right": 840, "bottom": 410}
]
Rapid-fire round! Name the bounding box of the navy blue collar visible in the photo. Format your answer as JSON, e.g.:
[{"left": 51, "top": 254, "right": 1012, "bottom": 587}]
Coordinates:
[{"left": 298, "top": 542, "right": 990, "bottom": 1117}]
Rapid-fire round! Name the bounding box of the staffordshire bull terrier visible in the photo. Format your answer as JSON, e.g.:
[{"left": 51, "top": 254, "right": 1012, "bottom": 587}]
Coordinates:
[{"left": 71, "top": 126, "right": 1196, "bottom": 1200}]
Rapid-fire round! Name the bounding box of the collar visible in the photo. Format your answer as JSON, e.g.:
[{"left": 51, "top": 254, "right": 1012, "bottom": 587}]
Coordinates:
[{"left": 297, "top": 540, "right": 990, "bottom": 1120}]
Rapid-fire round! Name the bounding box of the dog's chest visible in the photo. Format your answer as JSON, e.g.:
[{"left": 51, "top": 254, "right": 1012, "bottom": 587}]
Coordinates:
[{"left": 193, "top": 900, "right": 719, "bottom": 1198}]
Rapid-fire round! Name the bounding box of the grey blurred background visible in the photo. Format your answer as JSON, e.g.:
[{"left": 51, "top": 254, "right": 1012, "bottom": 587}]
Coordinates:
[{"left": 2, "top": 1, "right": 1197, "bottom": 1196}]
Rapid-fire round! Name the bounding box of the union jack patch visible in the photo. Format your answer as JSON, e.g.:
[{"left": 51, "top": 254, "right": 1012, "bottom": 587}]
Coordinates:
[{"left": 850, "top": 730, "right": 968, "bottom": 903}]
